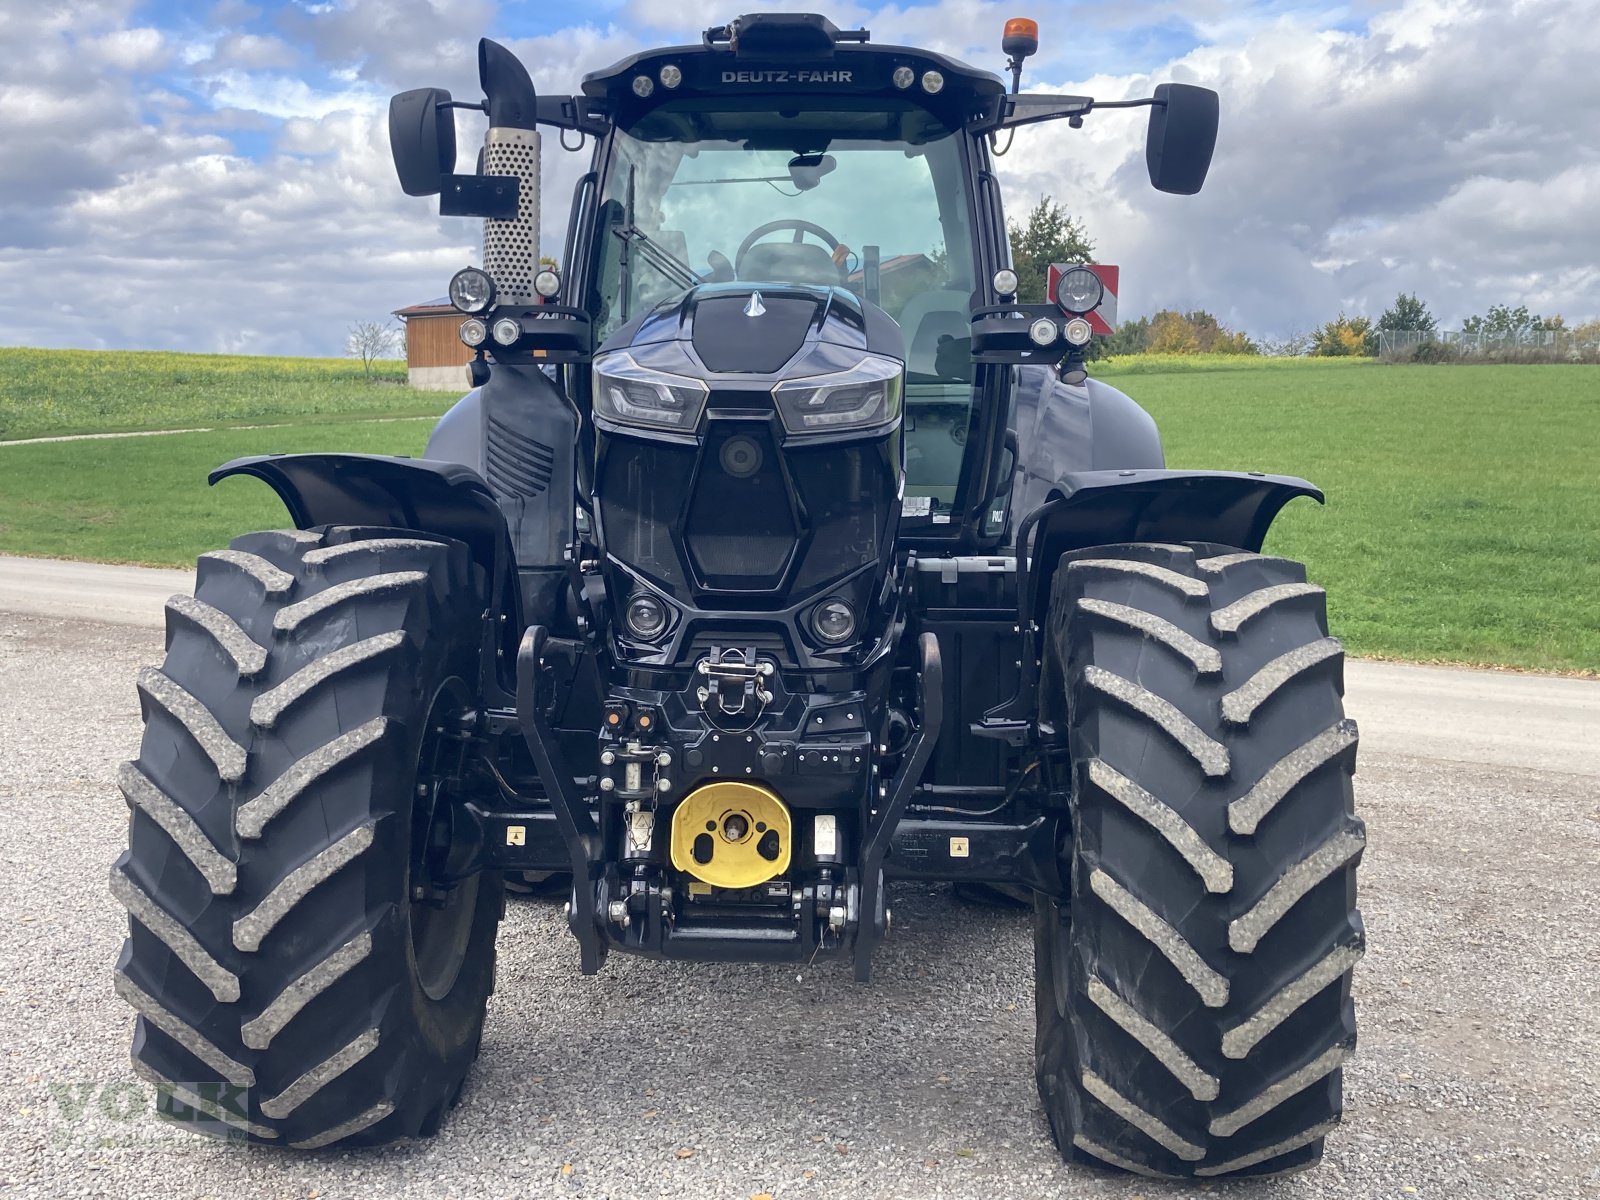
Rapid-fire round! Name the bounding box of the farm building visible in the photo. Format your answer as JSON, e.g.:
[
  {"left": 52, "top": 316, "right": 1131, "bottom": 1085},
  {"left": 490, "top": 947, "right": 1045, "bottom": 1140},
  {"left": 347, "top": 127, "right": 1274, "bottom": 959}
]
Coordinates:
[{"left": 393, "top": 298, "right": 473, "bottom": 391}]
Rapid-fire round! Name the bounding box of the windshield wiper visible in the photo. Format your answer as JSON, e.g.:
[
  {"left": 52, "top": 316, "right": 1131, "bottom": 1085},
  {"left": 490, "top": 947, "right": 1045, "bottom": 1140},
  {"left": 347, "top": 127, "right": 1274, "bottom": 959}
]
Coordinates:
[{"left": 612, "top": 224, "right": 700, "bottom": 292}]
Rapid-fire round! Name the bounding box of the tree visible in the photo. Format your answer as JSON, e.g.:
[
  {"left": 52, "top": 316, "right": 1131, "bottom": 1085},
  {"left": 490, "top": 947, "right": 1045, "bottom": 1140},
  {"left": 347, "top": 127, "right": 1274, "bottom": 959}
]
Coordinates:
[
  {"left": 1211, "top": 327, "right": 1260, "bottom": 355},
  {"left": 1147, "top": 310, "right": 1199, "bottom": 354},
  {"left": 1370, "top": 292, "right": 1437, "bottom": 355},
  {"left": 1100, "top": 315, "right": 1150, "bottom": 358},
  {"left": 1459, "top": 304, "right": 1552, "bottom": 340},
  {"left": 346, "top": 320, "right": 401, "bottom": 379},
  {"left": 1259, "top": 328, "right": 1314, "bottom": 357},
  {"left": 1376, "top": 292, "right": 1436, "bottom": 334},
  {"left": 1140, "top": 309, "right": 1259, "bottom": 356},
  {"left": 1007, "top": 195, "right": 1094, "bottom": 304},
  {"left": 1310, "top": 313, "right": 1374, "bottom": 357}
]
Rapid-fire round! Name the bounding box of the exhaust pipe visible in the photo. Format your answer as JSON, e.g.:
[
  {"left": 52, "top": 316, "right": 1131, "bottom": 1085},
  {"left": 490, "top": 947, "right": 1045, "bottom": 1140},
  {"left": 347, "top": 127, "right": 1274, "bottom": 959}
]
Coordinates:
[{"left": 478, "top": 39, "right": 540, "bottom": 305}]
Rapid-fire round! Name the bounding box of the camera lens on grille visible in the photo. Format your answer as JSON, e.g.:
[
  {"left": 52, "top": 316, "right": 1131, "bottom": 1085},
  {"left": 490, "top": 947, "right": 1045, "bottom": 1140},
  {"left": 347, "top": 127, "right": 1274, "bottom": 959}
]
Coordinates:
[
  {"left": 624, "top": 592, "right": 668, "bottom": 640},
  {"left": 719, "top": 435, "right": 763, "bottom": 479}
]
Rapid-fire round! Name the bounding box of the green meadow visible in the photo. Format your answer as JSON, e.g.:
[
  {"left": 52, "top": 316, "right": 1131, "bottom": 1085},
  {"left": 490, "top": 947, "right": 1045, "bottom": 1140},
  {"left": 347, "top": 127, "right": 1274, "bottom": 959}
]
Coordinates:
[{"left": 2, "top": 349, "right": 1595, "bottom": 671}]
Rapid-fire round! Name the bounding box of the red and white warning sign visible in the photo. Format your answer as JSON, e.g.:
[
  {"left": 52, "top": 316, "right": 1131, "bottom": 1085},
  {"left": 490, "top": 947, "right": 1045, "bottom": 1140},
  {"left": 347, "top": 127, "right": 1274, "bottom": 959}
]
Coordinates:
[{"left": 1046, "top": 263, "right": 1119, "bottom": 335}]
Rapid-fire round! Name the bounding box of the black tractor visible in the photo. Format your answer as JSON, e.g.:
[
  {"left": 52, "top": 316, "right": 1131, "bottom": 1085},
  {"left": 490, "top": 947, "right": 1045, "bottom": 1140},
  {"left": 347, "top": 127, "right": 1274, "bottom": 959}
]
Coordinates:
[{"left": 114, "top": 13, "right": 1363, "bottom": 1178}]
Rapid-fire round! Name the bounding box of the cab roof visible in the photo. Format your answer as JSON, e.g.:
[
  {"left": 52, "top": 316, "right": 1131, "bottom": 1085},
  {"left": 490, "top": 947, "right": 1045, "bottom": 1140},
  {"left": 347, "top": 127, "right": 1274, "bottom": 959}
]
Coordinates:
[{"left": 581, "top": 13, "right": 1007, "bottom": 136}]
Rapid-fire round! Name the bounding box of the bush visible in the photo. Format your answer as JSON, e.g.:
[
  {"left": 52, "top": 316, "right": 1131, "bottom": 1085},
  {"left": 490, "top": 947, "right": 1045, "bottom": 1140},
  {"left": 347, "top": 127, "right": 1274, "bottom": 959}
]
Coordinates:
[{"left": 1311, "top": 313, "right": 1375, "bottom": 357}]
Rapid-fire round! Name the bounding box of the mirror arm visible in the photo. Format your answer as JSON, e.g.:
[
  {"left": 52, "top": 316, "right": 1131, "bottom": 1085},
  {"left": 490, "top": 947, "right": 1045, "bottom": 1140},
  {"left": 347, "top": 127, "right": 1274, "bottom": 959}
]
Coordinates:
[
  {"left": 981, "top": 92, "right": 1162, "bottom": 134},
  {"left": 1089, "top": 97, "right": 1162, "bottom": 111}
]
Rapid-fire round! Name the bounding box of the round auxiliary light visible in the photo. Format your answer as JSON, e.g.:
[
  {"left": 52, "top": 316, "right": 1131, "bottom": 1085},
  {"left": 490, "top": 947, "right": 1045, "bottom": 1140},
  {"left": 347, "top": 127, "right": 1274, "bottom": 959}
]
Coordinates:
[
  {"left": 491, "top": 317, "right": 521, "bottom": 347},
  {"left": 921, "top": 70, "right": 945, "bottom": 94},
  {"left": 992, "top": 268, "right": 1019, "bottom": 298},
  {"left": 892, "top": 65, "right": 915, "bottom": 89},
  {"left": 625, "top": 592, "right": 668, "bottom": 640},
  {"left": 459, "top": 318, "right": 487, "bottom": 347},
  {"left": 1028, "top": 317, "right": 1059, "bottom": 346},
  {"left": 1055, "top": 266, "right": 1104, "bottom": 315},
  {"left": 659, "top": 64, "right": 682, "bottom": 89},
  {"left": 632, "top": 74, "right": 654, "bottom": 98},
  {"left": 1064, "top": 317, "right": 1093, "bottom": 346},
  {"left": 533, "top": 269, "right": 560, "bottom": 299},
  {"left": 448, "top": 266, "right": 495, "bottom": 315},
  {"left": 812, "top": 597, "right": 857, "bottom": 645}
]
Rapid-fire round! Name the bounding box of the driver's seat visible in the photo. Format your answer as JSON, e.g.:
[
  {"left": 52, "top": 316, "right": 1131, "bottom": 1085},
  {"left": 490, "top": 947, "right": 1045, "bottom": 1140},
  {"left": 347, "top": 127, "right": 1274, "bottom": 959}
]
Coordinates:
[{"left": 739, "top": 241, "right": 843, "bottom": 287}]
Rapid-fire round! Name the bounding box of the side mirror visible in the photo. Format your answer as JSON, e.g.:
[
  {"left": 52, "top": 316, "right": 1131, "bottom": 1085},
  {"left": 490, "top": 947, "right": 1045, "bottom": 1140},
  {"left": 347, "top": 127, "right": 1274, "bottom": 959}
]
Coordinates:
[
  {"left": 1145, "top": 83, "right": 1218, "bottom": 195},
  {"left": 389, "top": 87, "right": 456, "bottom": 197}
]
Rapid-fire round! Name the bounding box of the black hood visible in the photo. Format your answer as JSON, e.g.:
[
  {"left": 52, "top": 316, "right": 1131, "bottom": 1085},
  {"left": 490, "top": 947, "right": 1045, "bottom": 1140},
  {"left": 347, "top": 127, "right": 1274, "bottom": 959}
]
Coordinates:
[{"left": 603, "top": 282, "right": 904, "bottom": 378}]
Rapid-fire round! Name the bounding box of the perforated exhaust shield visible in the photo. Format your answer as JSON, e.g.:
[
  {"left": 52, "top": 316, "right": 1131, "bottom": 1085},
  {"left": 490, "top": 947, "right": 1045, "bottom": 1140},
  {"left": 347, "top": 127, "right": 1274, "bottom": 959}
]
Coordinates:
[{"left": 482, "top": 127, "right": 540, "bottom": 304}]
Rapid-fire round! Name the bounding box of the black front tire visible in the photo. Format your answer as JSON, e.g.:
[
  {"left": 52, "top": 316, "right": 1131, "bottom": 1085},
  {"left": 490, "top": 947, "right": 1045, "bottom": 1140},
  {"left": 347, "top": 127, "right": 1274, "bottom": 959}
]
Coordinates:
[
  {"left": 114, "top": 527, "right": 504, "bottom": 1148},
  {"left": 1034, "top": 542, "right": 1363, "bottom": 1178}
]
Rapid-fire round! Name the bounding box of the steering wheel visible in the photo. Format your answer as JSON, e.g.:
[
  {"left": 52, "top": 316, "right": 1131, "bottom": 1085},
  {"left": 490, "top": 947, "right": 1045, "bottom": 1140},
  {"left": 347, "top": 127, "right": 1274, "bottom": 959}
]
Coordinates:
[{"left": 734, "top": 219, "right": 847, "bottom": 281}]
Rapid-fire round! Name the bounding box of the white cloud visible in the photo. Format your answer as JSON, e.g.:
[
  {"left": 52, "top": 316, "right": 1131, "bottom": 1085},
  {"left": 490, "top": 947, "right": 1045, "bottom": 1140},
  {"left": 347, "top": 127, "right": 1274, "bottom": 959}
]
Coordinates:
[
  {"left": 207, "top": 32, "right": 304, "bottom": 70},
  {"left": 0, "top": 0, "right": 1596, "bottom": 358},
  {"left": 202, "top": 69, "right": 382, "bottom": 119},
  {"left": 81, "top": 27, "right": 171, "bottom": 72},
  {"left": 998, "top": 0, "right": 1600, "bottom": 330}
]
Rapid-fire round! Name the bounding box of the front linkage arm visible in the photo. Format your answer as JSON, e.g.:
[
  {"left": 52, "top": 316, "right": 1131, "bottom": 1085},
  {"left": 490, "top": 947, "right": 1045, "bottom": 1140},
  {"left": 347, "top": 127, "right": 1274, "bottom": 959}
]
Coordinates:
[{"left": 854, "top": 631, "right": 942, "bottom": 982}]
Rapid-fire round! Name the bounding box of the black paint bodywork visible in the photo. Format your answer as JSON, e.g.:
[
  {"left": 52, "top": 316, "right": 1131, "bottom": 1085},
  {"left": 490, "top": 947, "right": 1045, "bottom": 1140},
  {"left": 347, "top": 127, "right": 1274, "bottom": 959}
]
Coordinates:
[
  {"left": 233, "top": 22, "right": 1278, "bottom": 976},
  {"left": 592, "top": 283, "right": 905, "bottom": 673}
]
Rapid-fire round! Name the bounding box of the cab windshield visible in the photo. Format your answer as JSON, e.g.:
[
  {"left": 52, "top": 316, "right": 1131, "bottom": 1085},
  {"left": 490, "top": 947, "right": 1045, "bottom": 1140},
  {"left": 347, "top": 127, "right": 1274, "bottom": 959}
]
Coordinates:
[{"left": 590, "top": 109, "right": 980, "bottom": 509}]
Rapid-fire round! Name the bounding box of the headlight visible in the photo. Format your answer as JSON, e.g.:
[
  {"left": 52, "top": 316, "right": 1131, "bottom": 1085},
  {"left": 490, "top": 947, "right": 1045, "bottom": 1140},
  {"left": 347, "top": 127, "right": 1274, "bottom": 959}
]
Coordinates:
[
  {"left": 811, "top": 597, "right": 857, "bottom": 645},
  {"left": 592, "top": 353, "right": 708, "bottom": 432},
  {"left": 449, "top": 267, "right": 496, "bottom": 315},
  {"left": 624, "top": 591, "right": 669, "bottom": 640},
  {"left": 1055, "top": 266, "right": 1104, "bottom": 315},
  {"left": 772, "top": 355, "right": 903, "bottom": 435}
]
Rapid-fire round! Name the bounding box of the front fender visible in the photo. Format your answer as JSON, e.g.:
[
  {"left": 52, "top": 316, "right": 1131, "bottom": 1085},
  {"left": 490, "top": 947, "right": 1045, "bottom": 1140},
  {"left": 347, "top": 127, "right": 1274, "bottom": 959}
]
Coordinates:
[
  {"left": 210, "top": 452, "right": 520, "bottom": 628},
  {"left": 1019, "top": 467, "right": 1323, "bottom": 626}
]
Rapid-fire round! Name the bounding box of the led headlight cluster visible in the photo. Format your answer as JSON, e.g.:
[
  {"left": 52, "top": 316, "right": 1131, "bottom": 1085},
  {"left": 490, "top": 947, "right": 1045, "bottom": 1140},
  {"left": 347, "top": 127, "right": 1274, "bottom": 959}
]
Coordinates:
[
  {"left": 592, "top": 353, "right": 709, "bottom": 432},
  {"left": 771, "top": 355, "right": 903, "bottom": 434}
]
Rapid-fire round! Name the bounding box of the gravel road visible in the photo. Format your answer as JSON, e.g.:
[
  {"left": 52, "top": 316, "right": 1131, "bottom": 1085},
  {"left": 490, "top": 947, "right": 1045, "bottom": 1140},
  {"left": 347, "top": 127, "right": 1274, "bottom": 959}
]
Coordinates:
[{"left": 0, "top": 564, "right": 1596, "bottom": 1199}]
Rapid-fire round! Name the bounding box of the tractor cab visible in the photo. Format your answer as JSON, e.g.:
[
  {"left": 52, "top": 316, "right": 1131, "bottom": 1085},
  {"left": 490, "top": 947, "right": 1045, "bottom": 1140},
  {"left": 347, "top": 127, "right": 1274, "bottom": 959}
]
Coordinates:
[
  {"left": 586, "top": 105, "right": 983, "bottom": 529},
  {"left": 575, "top": 16, "right": 1011, "bottom": 550}
]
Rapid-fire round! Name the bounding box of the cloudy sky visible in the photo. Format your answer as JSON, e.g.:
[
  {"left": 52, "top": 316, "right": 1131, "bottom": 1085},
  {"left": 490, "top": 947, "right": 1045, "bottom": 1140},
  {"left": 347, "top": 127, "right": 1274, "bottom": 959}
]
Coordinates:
[{"left": 2, "top": 0, "right": 1596, "bottom": 356}]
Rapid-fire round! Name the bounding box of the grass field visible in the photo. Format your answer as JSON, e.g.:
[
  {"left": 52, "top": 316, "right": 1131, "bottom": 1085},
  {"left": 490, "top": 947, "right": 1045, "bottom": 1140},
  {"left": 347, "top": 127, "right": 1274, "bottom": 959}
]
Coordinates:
[
  {"left": 1122, "top": 360, "right": 1600, "bottom": 672},
  {"left": 0, "top": 348, "right": 436, "bottom": 440},
  {"left": 1, "top": 349, "right": 1596, "bottom": 671}
]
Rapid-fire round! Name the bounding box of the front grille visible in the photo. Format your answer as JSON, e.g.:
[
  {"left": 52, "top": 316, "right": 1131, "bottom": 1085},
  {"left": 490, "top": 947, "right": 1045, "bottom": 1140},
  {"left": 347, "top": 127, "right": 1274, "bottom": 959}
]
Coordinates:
[
  {"left": 686, "top": 423, "right": 797, "bottom": 588},
  {"left": 486, "top": 413, "right": 555, "bottom": 498}
]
